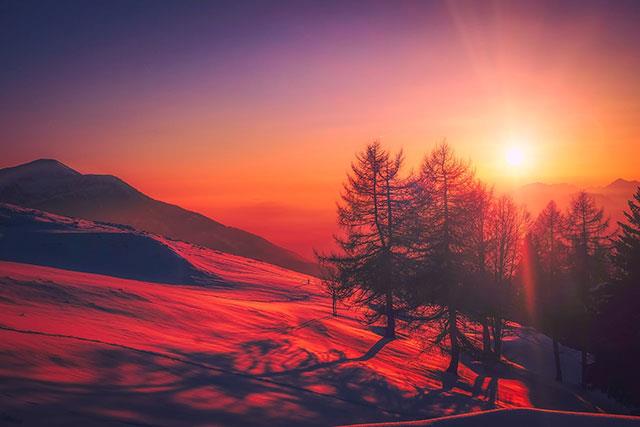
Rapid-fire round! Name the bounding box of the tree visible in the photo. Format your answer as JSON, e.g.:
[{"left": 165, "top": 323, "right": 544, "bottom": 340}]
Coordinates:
[
  {"left": 612, "top": 186, "right": 640, "bottom": 281},
  {"left": 530, "top": 200, "right": 568, "bottom": 382},
  {"left": 414, "top": 142, "right": 476, "bottom": 375},
  {"left": 319, "top": 141, "right": 412, "bottom": 338},
  {"left": 465, "top": 182, "right": 495, "bottom": 360},
  {"left": 564, "top": 191, "right": 610, "bottom": 388},
  {"left": 592, "top": 186, "right": 640, "bottom": 403},
  {"left": 486, "top": 195, "right": 529, "bottom": 360},
  {"left": 317, "top": 261, "right": 350, "bottom": 317}
]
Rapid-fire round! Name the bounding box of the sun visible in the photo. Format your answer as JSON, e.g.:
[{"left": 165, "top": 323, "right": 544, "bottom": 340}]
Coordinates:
[{"left": 505, "top": 146, "right": 525, "bottom": 167}]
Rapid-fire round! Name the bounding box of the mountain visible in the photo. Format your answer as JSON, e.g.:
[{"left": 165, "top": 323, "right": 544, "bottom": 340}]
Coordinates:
[
  {"left": 512, "top": 179, "right": 640, "bottom": 226},
  {"left": 513, "top": 182, "right": 579, "bottom": 215},
  {"left": 0, "top": 159, "right": 319, "bottom": 276},
  {"left": 604, "top": 178, "right": 640, "bottom": 194}
]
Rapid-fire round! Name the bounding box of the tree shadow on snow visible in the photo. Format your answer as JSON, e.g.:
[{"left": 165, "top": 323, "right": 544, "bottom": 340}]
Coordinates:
[
  {"left": 259, "top": 335, "right": 393, "bottom": 378},
  {"left": 0, "top": 327, "right": 605, "bottom": 427},
  {"left": 0, "top": 343, "right": 406, "bottom": 427}
]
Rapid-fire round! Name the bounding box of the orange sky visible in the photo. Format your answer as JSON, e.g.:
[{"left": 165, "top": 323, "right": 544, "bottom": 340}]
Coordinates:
[{"left": 2, "top": 1, "right": 639, "bottom": 257}]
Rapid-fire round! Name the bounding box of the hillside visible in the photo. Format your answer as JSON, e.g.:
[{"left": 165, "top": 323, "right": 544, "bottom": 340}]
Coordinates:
[
  {"left": 0, "top": 159, "right": 318, "bottom": 276},
  {"left": 0, "top": 204, "right": 219, "bottom": 285},
  {"left": 0, "top": 206, "right": 634, "bottom": 426}
]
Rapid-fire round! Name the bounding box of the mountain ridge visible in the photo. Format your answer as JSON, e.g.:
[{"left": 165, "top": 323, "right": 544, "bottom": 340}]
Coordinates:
[
  {"left": 512, "top": 178, "right": 639, "bottom": 223},
  {"left": 0, "top": 159, "right": 319, "bottom": 276}
]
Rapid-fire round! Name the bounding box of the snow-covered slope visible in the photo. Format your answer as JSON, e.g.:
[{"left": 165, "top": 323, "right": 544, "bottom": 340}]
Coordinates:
[
  {"left": 340, "top": 408, "right": 640, "bottom": 426},
  {"left": 0, "top": 204, "right": 217, "bottom": 285},
  {"left": 0, "top": 206, "right": 634, "bottom": 426}
]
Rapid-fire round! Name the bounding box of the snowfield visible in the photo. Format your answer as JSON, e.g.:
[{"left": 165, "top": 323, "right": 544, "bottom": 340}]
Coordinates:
[{"left": 0, "top": 204, "right": 637, "bottom": 426}]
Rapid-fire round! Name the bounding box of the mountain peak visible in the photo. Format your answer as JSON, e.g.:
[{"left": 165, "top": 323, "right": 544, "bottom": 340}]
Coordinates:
[
  {"left": 30, "top": 158, "right": 64, "bottom": 164},
  {"left": 23, "top": 158, "right": 78, "bottom": 172},
  {"left": 606, "top": 178, "right": 640, "bottom": 191},
  {"left": 0, "top": 159, "right": 80, "bottom": 179}
]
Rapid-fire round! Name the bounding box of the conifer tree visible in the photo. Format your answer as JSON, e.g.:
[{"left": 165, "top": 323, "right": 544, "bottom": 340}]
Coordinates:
[
  {"left": 415, "top": 142, "right": 476, "bottom": 375},
  {"left": 564, "top": 191, "right": 610, "bottom": 388},
  {"left": 592, "top": 186, "right": 640, "bottom": 402},
  {"left": 531, "top": 200, "right": 568, "bottom": 382},
  {"left": 486, "top": 195, "right": 528, "bottom": 359},
  {"left": 465, "top": 182, "right": 495, "bottom": 359},
  {"left": 320, "top": 141, "right": 412, "bottom": 338}
]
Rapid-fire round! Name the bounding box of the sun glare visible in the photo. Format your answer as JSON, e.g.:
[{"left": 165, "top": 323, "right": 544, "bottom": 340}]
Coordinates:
[{"left": 506, "top": 146, "right": 525, "bottom": 167}]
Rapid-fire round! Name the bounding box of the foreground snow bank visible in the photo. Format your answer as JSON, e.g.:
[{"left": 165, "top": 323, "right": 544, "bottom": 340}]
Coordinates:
[{"left": 340, "top": 408, "right": 640, "bottom": 427}]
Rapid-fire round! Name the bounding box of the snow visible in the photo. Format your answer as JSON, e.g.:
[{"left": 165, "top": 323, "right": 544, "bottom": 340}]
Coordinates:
[
  {"left": 340, "top": 408, "right": 640, "bottom": 426},
  {"left": 0, "top": 204, "right": 216, "bottom": 285},
  {"left": 0, "top": 205, "right": 636, "bottom": 426}
]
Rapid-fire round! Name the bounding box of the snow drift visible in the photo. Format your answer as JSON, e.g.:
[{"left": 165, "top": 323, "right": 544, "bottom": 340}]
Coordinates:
[{"left": 0, "top": 204, "right": 217, "bottom": 285}]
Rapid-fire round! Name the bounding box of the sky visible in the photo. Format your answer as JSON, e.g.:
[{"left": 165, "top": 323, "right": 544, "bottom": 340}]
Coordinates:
[{"left": 1, "top": 0, "right": 640, "bottom": 257}]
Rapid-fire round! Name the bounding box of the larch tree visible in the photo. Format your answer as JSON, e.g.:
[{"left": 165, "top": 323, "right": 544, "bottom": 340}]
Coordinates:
[
  {"left": 465, "top": 182, "right": 495, "bottom": 359},
  {"left": 317, "top": 261, "right": 350, "bottom": 317},
  {"left": 319, "top": 141, "right": 413, "bottom": 338},
  {"left": 530, "top": 200, "right": 568, "bottom": 382},
  {"left": 564, "top": 191, "right": 610, "bottom": 388},
  {"left": 415, "top": 142, "right": 476, "bottom": 375},
  {"left": 486, "top": 195, "right": 529, "bottom": 360}
]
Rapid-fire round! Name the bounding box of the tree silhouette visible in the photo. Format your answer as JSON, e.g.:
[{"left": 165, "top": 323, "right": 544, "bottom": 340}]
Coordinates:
[
  {"left": 317, "top": 261, "right": 349, "bottom": 317},
  {"left": 465, "top": 182, "right": 495, "bottom": 360},
  {"left": 592, "top": 186, "right": 640, "bottom": 403},
  {"left": 414, "top": 142, "right": 476, "bottom": 375},
  {"left": 564, "top": 191, "right": 610, "bottom": 388},
  {"left": 530, "top": 200, "right": 568, "bottom": 382},
  {"left": 486, "top": 195, "right": 529, "bottom": 360},
  {"left": 319, "top": 141, "right": 413, "bottom": 338},
  {"left": 613, "top": 186, "right": 640, "bottom": 281}
]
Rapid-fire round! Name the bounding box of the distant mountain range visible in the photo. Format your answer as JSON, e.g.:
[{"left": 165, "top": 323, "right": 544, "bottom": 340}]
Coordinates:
[
  {"left": 0, "top": 159, "right": 319, "bottom": 276},
  {"left": 512, "top": 178, "right": 640, "bottom": 225}
]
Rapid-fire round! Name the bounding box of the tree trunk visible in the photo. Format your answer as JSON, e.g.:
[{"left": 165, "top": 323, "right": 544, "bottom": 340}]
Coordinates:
[
  {"left": 446, "top": 306, "right": 460, "bottom": 375},
  {"left": 552, "top": 337, "right": 563, "bottom": 382},
  {"left": 482, "top": 317, "right": 492, "bottom": 360},
  {"left": 385, "top": 290, "right": 395, "bottom": 338},
  {"left": 581, "top": 349, "right": 588, "bottom": 388},
  {"left": 493, "top": 318, "right": 503, "bottom": 360},
  {"left": 332, "top": 293, "right": 337, "bottom": 317},
  {"left": 581, "top": 316, "right": 589, "bottom": 388}
]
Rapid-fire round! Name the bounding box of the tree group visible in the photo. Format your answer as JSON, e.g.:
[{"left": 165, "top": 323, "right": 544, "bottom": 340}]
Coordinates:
[{"left": 320, "top": 141, "right": 640, "bottom": 405}]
